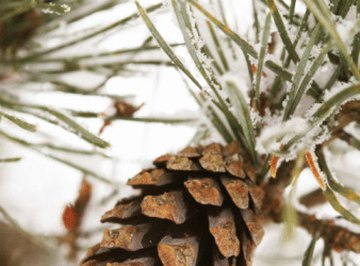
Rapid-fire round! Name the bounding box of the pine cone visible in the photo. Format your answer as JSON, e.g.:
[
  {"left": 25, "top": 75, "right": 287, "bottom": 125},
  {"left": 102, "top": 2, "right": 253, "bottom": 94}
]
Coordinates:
[{"left": 83, "top": 142, "right": 266, "bottom": 266}]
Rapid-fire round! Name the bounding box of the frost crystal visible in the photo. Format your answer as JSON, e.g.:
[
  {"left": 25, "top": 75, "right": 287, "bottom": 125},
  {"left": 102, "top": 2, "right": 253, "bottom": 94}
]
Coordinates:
[
  {"left": 41, "top": 3, "right": 71, "bottom": 15},
  {"left": 250, "top": 110, "right": 262, "bottom": 127},
  {"left": 219, "top": 73, "right": 250, "bottom": 104},
  {"left": 256, "top": 117, "right": 308, "bottom": 155}
]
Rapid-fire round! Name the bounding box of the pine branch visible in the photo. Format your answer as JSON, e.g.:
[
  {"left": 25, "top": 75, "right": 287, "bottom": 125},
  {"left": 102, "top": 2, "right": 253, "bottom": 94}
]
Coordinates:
[
  {"left": 264, "top": 162, "right": 360, "bottom": 255},
  {"left": 299, "top": 188, "right": 327, "bottom": 208},
  {"left": 15, "top": 3, "right": 163, "bottom": 62},
  {"left": 298, "top": 211, "right": 360, "bottom": 254}
]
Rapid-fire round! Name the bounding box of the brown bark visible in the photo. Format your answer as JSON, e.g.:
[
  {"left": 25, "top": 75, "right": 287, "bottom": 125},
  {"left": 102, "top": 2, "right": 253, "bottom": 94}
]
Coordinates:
[
  {"left": 263, "top": 161, "right": 360, "bottom": 255},
  {"left": 335, "top": 100, "right": 360, "bottom": 129},
  {"left": 298, "top": 212, "right": 360, "bottom": 253},
  {"left": 299, "top": 189, "right": 327, "bottom": 208}
]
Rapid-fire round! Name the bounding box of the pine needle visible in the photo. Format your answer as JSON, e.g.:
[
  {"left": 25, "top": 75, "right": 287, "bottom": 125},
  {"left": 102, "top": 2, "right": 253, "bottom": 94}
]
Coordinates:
[
  {"left": 226, "top": 81, "right": 257, "bottom": 162},
  {"left": 265, "top": 60, "right": 293, "bottom": 81},
  {"left": 324, "top": 187, "right": 360, "bottom": 224},
  {"left": 317, "top": 148, "right": 360, "bottom": 205},
  {"left": 18, "top": 3, "right": 163, "bottom": 62},
  {"left": 187, "top": 0, "right": 258, "bottom": 58},
  {"left": 0, "top": 157, "right": 22, "bottom": 163},
  {"left": 135, "top": 1, "right": 202, "bottom": 90},
  {"left": 302, "top": 0, "right": 360, "bottom": 81},
  {"left": 0, "top": 95, "right": 110, "bottom": 149},
  {"left": 0, "top": 111, "right": 37, "bottom": 132},
  {"left": 0, "top": 129, "right": 115, "bottom": 186},
  {"left": 302, "top": 233, "right": 320, "bottom": 266},
  {"left": 267, "top": 0, "right": 300, "bottom": 63},
  {"left": 284, "top": 84, "right": 360, "bottom": 152},
  {"left": 283, "top": 25, "right": 323, "bottom": 120},
  {"left": 254, "top": 12, "right": 272, "bottom": 104}
]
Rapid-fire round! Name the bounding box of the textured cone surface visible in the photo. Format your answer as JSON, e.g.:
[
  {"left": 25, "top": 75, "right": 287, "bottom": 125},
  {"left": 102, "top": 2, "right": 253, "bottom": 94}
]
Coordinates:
[{"left": 83, "top": 142, "right": 265, "bottom": 266}]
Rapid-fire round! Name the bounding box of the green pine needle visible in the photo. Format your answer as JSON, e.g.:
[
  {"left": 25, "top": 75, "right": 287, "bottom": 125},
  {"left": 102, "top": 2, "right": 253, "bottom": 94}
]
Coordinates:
[
  {"left": 255, "top": 12, "right": 272, "bottom": 103},
  {"left": 0, "top": 111, "right": 37, "bottom": 132},
  {"left": 324, "top": 187, "right": 360, "bottom": 224},
  {"left": 188, "top": 0, "right": 258, "bottom": 58},
  {"left": 302, "top": 233, "right": 320, "bottom": 266},
  {"left": 267, "top": 0, "right": 300, "bottom": 63},
  {"left": 317, "top": 148, "right": 360, "bottom": 205},
  {"left": 303, "top": 0, "right": 360, "bottom": 81},
  {"left": 17, "top": 3, "right": 163, "bottom": 62},
  {"left": 283, "top": 84, "right": 360, "bottom": 152},
  {"left": 0, "top": 157, "right": 22, "bottom": 163}
]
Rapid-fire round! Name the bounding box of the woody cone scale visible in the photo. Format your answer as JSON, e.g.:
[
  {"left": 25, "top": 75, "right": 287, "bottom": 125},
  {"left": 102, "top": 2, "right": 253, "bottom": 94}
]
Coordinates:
[{"left": 82, "top": 142, "right": 266, "bottom": 266}]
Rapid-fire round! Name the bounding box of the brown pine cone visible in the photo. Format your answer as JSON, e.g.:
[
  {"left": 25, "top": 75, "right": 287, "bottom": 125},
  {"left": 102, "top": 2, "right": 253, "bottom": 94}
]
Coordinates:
[{"left": 82, "top": 142, "right": 266, "bottom": 266}]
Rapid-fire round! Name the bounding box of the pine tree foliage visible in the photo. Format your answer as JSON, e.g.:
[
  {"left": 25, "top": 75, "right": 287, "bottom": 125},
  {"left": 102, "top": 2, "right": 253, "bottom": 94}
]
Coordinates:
[
  {"left": 0, "top": 0, "right": 191, "bottom": 183},
  {"left": 1, "top": 0, "right": 360, "bottom": 265},
  {"left": 85, "top": 0, "right": 360, "bottom": 265}
]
